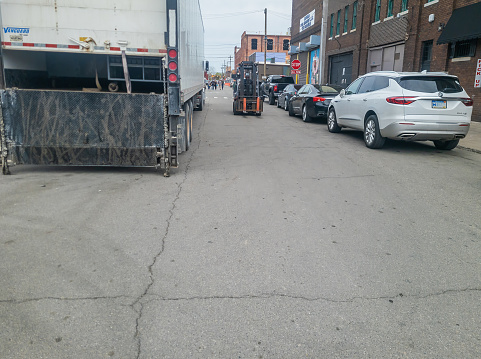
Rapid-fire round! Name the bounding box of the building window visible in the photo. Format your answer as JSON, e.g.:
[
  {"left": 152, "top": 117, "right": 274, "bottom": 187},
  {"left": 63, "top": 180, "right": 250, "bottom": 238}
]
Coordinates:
[
  {"left": 387, "top": 0, "right": 393, "bottom": 17},
  {"left": 421, "top": 40, "right": 433, "bottom": 71},
  {"left": 251, "top": 39, "right": 257, "bottom": 50},
  {"left": 344, "top": 6, "right": 349, "bottom": 33},
  {"left": 375, "top": 0, "right": 381, "bottom": 22},
  {"left": 330, "top": 13, "right": 334, "bottom": 37},
  {"left": 267, "top": 39, "right": 273, "bottom": 51},
  {"left": 450, "top": 39, "right": 477, "bottom": 58},
  {"left": 401, "top": 0, "right": 408, "bottom": 12},
  {"left": 336, "top": 10, "right": 341, "bottom": 35},
  {"left": 352, "top": 1, "right": 358, "bottom": 30},
  {"left": 283, "top": 39, "right": 290, "bottom": 51}
]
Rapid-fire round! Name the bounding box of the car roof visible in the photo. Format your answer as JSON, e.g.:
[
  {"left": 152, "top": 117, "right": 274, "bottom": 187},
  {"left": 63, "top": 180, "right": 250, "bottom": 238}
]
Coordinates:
[{"left": 362, "top": 71, "right": 457, "bottom": 79}]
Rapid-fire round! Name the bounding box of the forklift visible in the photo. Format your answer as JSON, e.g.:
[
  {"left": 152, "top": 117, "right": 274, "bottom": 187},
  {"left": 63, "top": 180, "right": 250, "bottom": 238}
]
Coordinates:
[{"left": 232, "top": 61, "right": 263, "bottom": 116}]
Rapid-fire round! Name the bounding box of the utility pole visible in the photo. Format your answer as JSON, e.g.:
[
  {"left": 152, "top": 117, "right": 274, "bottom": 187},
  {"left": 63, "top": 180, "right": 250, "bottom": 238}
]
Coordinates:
[
  {"left": 264, "top": 8, "right": 267, "bottom": 79},
  {"left": 228, "top": 55, "right": 233, "bottom": 73}
]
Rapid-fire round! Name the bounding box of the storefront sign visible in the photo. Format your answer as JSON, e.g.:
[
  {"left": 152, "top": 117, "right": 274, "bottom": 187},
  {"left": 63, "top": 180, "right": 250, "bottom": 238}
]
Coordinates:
[
  {"left": 300, "top": 10, "right": 315, "bottom": 33},
  {"left": 475, "top": 59, "right": 481, "bottom": 88}
]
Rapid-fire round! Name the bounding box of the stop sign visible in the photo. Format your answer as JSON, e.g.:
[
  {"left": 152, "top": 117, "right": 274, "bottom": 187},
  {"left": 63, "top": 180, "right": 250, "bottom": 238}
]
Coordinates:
[{"left": 291, "top": 59, "right": 301, "bottom": 70}]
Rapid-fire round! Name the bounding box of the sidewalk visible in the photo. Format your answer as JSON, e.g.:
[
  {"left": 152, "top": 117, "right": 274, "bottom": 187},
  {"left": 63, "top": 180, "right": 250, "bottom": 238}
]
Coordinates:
[{"left": 459, "top": 121, "right": 481, "bottom": 153}]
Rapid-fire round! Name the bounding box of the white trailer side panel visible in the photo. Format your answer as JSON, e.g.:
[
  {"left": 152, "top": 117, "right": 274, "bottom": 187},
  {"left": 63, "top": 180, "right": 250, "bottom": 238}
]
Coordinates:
[
  {"left": 1, "top": 0, "right": 167, "bottom": 55},
  {"left": 178, "top": 0, "right": 204, "bottom": 100}
]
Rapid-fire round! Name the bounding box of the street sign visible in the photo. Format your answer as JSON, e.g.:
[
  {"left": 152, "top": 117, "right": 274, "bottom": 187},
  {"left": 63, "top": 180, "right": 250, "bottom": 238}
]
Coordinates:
[
  {"left": 291, "top": 59, "right": 301, "bottom": 71},
  {"left": 475, "top": 59, "right": 481, "bottom": 88},
  {"left": 291, "top": 70, "right": 301, "bottom": 75}
]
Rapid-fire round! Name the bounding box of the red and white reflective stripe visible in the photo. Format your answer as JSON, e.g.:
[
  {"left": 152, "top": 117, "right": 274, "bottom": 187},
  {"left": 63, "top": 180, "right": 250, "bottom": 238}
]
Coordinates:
[{"left": 1, "top": 41, "right": 167, "bottom": 53}]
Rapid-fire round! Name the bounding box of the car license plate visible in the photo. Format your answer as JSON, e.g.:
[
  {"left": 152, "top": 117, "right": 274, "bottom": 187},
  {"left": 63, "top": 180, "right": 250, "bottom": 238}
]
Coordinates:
[{"left": 432, "top": 100, "right": 447, "bottom": 109}]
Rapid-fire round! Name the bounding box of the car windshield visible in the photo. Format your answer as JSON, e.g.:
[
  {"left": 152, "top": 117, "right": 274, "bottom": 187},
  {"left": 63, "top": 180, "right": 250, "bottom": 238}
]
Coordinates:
[
  {"left": 312, "top": 85, "right": 341, "bottom": 94},
  {"left": 399, "top": 76, "right": 463, "bottom": 93},
  {"left": 273, "top": 77, "right": 295, "bottom": 84}
]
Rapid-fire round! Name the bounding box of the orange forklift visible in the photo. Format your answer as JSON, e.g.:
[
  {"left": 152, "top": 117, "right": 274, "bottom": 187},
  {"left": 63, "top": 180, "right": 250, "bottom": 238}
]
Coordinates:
[{"left": 232, "top": 61, "right": 263, "bottom": 116}]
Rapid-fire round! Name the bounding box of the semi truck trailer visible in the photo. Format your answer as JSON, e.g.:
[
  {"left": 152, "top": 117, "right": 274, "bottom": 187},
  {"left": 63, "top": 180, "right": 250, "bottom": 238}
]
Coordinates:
[{"left": 0, "top": 0, "right": 206, "bottom": 176}]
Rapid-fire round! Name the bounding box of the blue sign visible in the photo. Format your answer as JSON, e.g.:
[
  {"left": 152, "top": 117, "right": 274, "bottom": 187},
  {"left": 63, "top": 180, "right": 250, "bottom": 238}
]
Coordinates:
[
  {"left": 3, "top": 27, "right": 30, "bottom": 35},
  {"left": 300, "top": 10, "right": 315, "bottom": 32}
]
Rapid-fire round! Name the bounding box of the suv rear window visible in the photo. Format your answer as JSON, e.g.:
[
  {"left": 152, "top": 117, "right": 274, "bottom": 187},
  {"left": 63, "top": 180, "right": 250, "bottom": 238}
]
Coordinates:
[
  {"left": 272, "top": 76, "right": 295, "bottom": 84},
  {"left": 399, "top": 76, "right": 463, "bottom": 93}
]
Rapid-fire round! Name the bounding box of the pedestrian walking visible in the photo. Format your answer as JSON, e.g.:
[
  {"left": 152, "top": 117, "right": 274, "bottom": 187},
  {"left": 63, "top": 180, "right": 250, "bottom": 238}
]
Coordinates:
[{"left": 221, "top": 80, "right": 224, "bottom": 90}]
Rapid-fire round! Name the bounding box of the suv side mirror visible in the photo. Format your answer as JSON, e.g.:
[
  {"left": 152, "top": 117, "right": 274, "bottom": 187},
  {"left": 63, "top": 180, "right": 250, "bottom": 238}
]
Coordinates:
[{"left": 339, "top": 89, "right": 346, "bottom": 97}]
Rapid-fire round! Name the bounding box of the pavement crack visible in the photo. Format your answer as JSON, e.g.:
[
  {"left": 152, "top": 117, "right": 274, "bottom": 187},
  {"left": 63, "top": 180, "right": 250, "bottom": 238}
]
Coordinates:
[
  {"left": 0, "top": 295, "right": 133, "bottom": 304},
  {"left": 131, "top": 107, "right": 207, "bottom": 359},
  {"left": 142, "top": 287, "right": 481, "bottom": 304}
]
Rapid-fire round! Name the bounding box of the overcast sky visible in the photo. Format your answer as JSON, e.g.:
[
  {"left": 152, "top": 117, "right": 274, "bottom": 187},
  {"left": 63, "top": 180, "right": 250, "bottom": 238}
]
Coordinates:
[{"left": 198, "top": 0, "right": 293, "bottom": 73}]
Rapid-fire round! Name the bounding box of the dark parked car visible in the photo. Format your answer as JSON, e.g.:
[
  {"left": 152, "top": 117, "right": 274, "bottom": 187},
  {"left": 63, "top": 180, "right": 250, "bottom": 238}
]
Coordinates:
[
  {"left": 277, "top": 84, "right": 303, "bottom": 111},
  {"left": 289, "top": 84, "right": 342, "bottom": 122},
  {"left": 260, "top": 75, "right": 295, "bottom": 105}
]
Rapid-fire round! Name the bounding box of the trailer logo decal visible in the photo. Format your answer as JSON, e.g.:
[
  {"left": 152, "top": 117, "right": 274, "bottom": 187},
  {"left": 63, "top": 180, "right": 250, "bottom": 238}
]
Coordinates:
[{"left": 3, "top": 27, "right": 30, "bottom": 35}]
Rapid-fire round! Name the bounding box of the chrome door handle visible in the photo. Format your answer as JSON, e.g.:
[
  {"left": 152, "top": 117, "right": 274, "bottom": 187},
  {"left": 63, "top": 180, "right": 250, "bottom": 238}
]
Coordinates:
[{"left": 363, "top": 99, "right": 367, "bottom": 101}]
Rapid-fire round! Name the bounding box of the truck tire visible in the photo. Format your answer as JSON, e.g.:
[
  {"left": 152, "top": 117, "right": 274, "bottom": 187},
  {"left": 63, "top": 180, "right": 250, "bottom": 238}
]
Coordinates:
[{"left": 268, "top": 92, "right": 275, "bottom": 105}]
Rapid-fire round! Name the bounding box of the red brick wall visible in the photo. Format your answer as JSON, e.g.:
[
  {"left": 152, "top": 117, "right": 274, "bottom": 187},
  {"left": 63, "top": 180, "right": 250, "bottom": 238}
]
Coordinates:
[
  {"left": 325, "top": 0, "right": 367, "bottom": 81},
  {"left": 234, "top": 32, "right": 291, "bottom": 69}
]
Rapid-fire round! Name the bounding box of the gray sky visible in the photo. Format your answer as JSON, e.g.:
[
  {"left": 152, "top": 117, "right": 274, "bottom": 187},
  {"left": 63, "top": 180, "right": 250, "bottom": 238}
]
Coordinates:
[{"left": 198, "top": 0, "right": 293, "bottom": 73}]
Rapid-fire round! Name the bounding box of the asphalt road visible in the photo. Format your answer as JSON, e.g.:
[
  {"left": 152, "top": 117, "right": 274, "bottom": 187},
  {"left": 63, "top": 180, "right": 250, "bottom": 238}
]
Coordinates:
[{"left": 1, "top": 87, "right": 481, "bottom": 358}]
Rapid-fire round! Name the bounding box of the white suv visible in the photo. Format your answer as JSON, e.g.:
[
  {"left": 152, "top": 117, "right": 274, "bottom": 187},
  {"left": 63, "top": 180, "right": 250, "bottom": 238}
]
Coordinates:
[{"left": 327, "top": 71, "right": 473, "bottom": 150}]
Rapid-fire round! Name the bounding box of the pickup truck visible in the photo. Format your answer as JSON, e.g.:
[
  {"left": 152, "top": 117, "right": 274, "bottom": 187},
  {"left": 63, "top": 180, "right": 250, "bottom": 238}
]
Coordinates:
[{"left": 261, "top": 75, "right": 295, "bottom": 105}]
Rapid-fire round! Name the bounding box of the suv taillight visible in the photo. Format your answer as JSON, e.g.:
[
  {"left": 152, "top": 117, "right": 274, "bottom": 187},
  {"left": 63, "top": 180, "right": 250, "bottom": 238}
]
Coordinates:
[
  {"left": 386, "top": 96, "right": 416, "bottom": 105},
  {"left": 313, "top": 97, "right": 326, "bottom": 102},
  {"left": 460, "top": 98, "right": 473, "bottom": 106}
]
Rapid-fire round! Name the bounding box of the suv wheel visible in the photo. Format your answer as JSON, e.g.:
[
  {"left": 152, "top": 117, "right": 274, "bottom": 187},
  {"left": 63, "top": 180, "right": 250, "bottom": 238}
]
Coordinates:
[
  {"left": 433, "top": 139, "right": 459, "bottom": 150},
  {"left": 364, "top": 114, "right": 385, "bottom": 149},
  {"left": 327, "top": 109, "right": 341, "bottom": 133}
]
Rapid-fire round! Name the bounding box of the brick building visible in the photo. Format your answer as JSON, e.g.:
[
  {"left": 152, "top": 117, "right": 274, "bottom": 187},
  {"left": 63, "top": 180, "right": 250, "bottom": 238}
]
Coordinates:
[
  {"left": 289, "top": 0, "right": 329, "bottom": 85},
  {"left": 324, "top": 0, "right": 481, "bottom": 121},
  {"left": 234, "top": 32, "right": 291, "bottom": 73}
]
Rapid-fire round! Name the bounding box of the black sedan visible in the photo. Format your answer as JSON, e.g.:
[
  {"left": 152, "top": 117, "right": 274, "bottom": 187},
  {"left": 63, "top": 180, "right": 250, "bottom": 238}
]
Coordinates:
[
  {"left": 277, "top": 84, "right": 303, "bottom": 111},
  {"left": 288, "top": 84, "right": 342, "bottom": 122}
]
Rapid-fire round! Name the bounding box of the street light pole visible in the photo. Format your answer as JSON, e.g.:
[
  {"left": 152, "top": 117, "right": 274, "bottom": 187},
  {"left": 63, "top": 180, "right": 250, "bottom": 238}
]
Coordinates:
[{"left": 264, "top": 8, "right": 267, "bottom": 79}]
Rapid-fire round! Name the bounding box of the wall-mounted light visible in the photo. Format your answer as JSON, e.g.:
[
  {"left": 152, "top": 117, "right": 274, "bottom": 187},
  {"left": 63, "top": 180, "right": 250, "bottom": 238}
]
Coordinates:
[{"left": 438, "top": 23, "right": 445, "bottom": 31}]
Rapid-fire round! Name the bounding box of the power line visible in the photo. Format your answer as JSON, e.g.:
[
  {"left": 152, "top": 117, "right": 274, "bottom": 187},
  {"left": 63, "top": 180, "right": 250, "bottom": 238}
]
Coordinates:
[{"left": 203, "top": 9, "right": 263, "bottom": 19}]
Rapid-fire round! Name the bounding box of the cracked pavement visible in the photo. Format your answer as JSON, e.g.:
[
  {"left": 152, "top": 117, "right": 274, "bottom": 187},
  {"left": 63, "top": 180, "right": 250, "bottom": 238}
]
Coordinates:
[{"left": 1, "top": 88, "right": 481, "bottom": 358}]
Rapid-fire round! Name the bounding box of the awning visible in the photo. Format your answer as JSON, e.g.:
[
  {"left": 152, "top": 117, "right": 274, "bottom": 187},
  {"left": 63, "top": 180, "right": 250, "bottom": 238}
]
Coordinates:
[{"left": 437, "top": 2, "right": 481, "bottom": 44}]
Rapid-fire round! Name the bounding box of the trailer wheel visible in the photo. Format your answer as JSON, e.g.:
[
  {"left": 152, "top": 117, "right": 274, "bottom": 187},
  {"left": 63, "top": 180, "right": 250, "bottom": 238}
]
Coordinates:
[
  {"left": 189, "top": 100, "right": 193, "bottom": 143},
  {"left": 185, "top": 102, "right": 191, "bottom": 150}
]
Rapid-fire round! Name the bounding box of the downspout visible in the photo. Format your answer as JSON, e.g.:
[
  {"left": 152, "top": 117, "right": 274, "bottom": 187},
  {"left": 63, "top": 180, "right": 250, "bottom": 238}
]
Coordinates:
[
  {"left": 320, "top": 0, "right": 329, "bottom": 83},
  {"left": 357, "top": 0, "right": 366, "bottom": 77}
]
